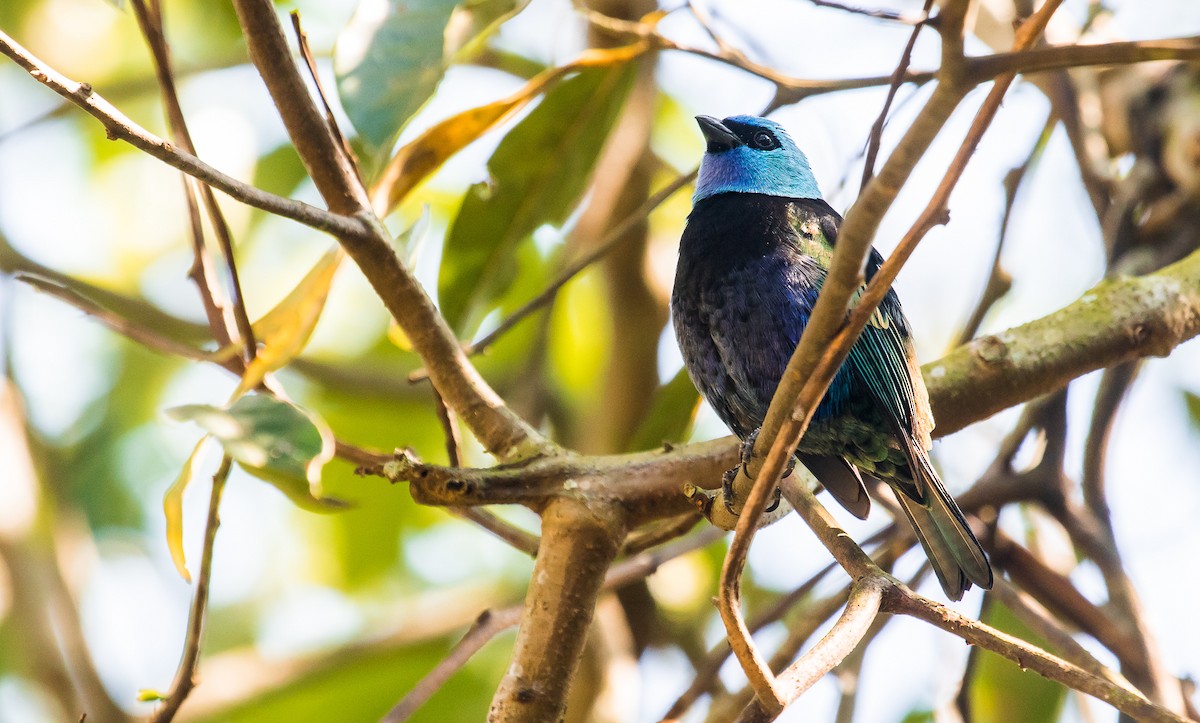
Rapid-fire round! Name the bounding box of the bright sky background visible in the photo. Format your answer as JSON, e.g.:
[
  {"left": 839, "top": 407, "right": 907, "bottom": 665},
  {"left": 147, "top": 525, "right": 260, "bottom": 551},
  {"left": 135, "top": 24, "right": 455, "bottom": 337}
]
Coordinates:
[{"left": 1, "top": 0, "right": 1199, "bottom": 721}]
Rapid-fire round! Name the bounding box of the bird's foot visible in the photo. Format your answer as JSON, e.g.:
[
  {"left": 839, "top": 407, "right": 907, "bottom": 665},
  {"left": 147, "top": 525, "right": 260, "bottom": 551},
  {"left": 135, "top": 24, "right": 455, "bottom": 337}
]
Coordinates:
[
  {"left": 740, "top": 428, "right": 760, "bottom": 472},
  {"left": 720, "top": 465, "right": 784, "bottom": 515},
  {"left": 742, "top": 427, "right": 798, "bottom": 477},
  {"left": 721, "top": 466, "right": 739, "bottom": 515},
  {"left": 723, "top": 428, "right": 785, "bottom": 515},
  {"left": 766, "top": 486, "right": 782, "bottom": 513}
]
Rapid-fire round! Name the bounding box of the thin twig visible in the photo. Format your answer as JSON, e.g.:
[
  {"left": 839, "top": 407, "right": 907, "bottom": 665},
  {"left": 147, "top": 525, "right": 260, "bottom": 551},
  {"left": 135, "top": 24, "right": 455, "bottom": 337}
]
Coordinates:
[
  {"left": 288, "top": 11, "right": 363, "bottom": 186},
  {"left": 781, "top": 451, "right": 1186, "bottom": 723},
  {"left": 432, "top": 385, "right": 542, "bottom": 559},
  {"left": 453, "top": 508, "right": 540, "bottom": 557},
  {"left": 859, "top": 0, "right": 934, "bottom": 193},
  {"left": 130, "top": 0, "right": 257, "bottom": 363},
  {"left": 382, "top": 607, "right": 524, "bottom": 723},
  {"left": 888, "top": 586, "right": 1187, "bottom": 723},
  {"left": 0, "top": 29, "right": 370, "bottom": 241},
  {"left": 620, "top": 512, "right": 700, "bottom": 557},
  {"left": 686, "top": 0, "right": 743, "bottom": 59},
  {"left": 408, "top": 168, "right": 696, "bottom": 382},
  {"left": 14, "top": 275, "right": 222, "bottom": 365},
  {"left": 807, "top": 0, "right": 928, "bottom": 24},
  {"left": 954, "top": 113, "right": 1055, "bottom": 347},
  {"left": 151, "top": 456, "right": 232, "bottom": 723}
]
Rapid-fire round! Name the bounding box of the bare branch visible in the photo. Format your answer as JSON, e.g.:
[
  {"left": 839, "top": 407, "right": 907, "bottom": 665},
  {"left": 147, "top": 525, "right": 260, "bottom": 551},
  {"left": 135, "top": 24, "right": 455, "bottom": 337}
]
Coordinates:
[
  {"left": 151, "top": 457, "right": 232, "bottom": 723},
  {"left": 0, "top": 29, "right": 372, "bottom": 242},
  {"left": 228, "top": 0, "right": 544, "bottom": 459},
  {"left": 806, "top": 0, "right": 927, "bottom": 24},
  {"left": 737, "top": 577, "right": 885, "bottom": 723},
  {"left": 887, "top": 586, "right": 1188, "bottom": 723},
  {"left": 383, "top": 607, "right": 524, "bottom": 723},
  {"left": 130, "top": 0, "right": 258, "bottom": 364},
  {"left": 779, "top": 448, "right": 1186, "bottom": 723},
  {"left": 954, "top": 114, "right": 1055, "bottom": 347},
  {"left": 988, "top": 577, "right": 1139, "bottom": 692},
  {"left": 860, "top": 0, "right": 935, "bottom": 192}
]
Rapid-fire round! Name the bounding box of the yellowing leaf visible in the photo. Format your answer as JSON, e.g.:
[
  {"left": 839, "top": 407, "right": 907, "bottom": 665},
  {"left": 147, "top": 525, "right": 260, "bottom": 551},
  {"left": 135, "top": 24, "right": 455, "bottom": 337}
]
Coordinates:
[
  {"left": 370, "top": 41, "right": 649, "bottom": 214},
  {"left": 439, "top": 63, "right": 637, "bottom": 331},
  {"left": 234, "top": 247, "right": 344, "bottom": 398},
  {"left": 163, "top": 435, "right": 213, "bottom": 583}
]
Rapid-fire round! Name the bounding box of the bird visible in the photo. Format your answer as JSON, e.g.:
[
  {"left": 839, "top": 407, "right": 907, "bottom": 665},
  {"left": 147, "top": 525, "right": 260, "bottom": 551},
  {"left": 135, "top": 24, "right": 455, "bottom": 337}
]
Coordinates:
[{"left": 671, "top": 114, "right": 992, "bottom": 600}]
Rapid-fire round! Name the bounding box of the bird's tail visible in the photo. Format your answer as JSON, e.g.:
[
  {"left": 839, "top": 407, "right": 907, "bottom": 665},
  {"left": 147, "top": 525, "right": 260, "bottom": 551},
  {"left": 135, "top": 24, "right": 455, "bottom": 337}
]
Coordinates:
[{"left": 894, "top": 449, "right": 992, "bottom": 601}]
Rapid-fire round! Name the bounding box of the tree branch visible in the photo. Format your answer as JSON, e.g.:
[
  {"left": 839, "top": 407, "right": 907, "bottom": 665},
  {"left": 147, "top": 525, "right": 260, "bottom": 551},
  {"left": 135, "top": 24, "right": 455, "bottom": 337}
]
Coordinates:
[
  {"left": 228, "top": 0, "right": 545, "bottom": 460},
  {"left": 886, "top": 586, "right": 1188, "bottom": 723},
  {"left": 779, "top": 449, "right": 1187, "bottom": 723},
  {"left": 488, "top": 498, "right": 625, "bottom": 721},
  {"left": 151, "top": 456, "right": 232, "bottom": 723},
  {"left": 926, "top": 244, "right": 1200, "bottom": 435},
  {"left": 130, "top": 0, "right": 257, "bottom": 363},
  {"left": 0, "top": 29, "right": 371, "bottom": 242}
]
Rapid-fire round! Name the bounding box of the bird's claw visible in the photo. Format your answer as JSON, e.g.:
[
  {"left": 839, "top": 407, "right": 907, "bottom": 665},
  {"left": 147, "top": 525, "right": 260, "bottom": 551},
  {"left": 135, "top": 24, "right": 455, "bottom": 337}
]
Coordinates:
[
  {"left": 724, "top": 428, "right": 787, "bottom": 516},
  {"left": 765, "top": 486, "right": 782, "bottom": 513},
  {"left": 721, "top": 466, "right": 739, "bottom": 515},
  {"left": 744, "top": 427, "right": 797, "bottom": 478},
  {"left": 740, "top": 428, "right": 760, "bottom": 473}
]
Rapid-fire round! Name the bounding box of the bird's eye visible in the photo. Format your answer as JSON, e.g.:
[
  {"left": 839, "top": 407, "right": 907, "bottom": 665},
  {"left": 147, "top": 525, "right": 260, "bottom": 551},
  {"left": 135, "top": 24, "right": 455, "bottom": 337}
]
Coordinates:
[{"left": 753, "top": 131, "right": 777, "bottom": 149}]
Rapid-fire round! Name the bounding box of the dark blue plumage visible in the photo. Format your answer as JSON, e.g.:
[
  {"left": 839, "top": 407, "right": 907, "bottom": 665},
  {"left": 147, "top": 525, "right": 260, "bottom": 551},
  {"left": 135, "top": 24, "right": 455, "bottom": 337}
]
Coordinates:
[{"left": 672, "top": 115, "right": 992, "bottom": 600}]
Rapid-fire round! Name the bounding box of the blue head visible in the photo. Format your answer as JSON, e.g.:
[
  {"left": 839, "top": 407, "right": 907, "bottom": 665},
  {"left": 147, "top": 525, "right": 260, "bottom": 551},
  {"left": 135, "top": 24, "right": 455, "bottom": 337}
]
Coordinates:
[{"left": 692, "top": 115, "right": 822, "bottom": 203}]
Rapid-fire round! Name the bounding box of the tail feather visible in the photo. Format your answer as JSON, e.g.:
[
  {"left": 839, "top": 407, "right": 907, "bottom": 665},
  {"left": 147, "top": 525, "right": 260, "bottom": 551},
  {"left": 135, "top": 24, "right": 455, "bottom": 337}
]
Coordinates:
[
  {"left": 896, "top": 450, "right": 992, "bottom": 601},
  {"left": 798, "top": 453, "right": 871, "bottom": 520}
]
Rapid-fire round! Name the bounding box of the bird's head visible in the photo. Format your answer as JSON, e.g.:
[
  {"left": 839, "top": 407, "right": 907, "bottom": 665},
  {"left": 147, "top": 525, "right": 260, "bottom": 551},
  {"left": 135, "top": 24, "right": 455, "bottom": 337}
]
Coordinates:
[{"left": 692, "top": 115, "right": 822, "bottom": 203}]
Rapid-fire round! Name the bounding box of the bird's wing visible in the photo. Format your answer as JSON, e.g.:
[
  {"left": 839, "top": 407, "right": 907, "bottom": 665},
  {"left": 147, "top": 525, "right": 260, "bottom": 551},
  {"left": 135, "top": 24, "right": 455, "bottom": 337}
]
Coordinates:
[{"left": 845, "top": 249, "right": 937, "bottom": 496}]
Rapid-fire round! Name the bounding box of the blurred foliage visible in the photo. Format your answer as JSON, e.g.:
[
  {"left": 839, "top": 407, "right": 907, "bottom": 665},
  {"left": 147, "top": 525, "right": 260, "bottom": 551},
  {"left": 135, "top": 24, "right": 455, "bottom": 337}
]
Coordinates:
[
  {"left": 968, "top": 600, "right": 1066, "bottom": 722},
  {"left": 193, "top": 633, "right": 516, "bottom": 723},
  {"left": 2, "top": 0, "right": 1197, "bottom": 721},
  {"left": 439, "top": 64, "right": 635, "bottom": 332}
]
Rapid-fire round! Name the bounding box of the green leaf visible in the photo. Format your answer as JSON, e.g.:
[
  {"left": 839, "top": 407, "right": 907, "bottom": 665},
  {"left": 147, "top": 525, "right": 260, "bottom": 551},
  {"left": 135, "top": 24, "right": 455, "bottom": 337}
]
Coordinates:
[
  {"left": 167, "top": 395, "right": 342, "bottom": 512},
  {"left": 439, "top": 64, "right": 636, "bottom": 332},
  {"left": 626, "top": 368, "right": 701, "bottom": 452},
  {"left": 370, "top": 43, "right": 645, "bottom": 214},
  {"left": 251, "top": 142, "right": 309, "bottom": 199},
  {"left": 334, "top": 0, "right": 462, "bottom": 152},
  {"left": 1185, "top": 390, "right": 1200, "bottom": 429},
  {"left": 968, "top": 601, "right": 1066, "bottom": 722}
]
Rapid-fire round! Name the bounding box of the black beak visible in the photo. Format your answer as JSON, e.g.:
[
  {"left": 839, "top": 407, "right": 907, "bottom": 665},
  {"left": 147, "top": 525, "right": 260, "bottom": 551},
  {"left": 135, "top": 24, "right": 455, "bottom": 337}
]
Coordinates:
[{"left": 696, "top": 115, "right": 742, "bottom": 153}]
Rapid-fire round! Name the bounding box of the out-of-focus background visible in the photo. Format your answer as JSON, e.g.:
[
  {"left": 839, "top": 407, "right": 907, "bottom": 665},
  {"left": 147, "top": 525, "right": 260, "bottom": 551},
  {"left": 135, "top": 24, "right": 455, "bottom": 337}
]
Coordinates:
[{"left": 2, "top": 0, "right": 1199, "bottom": 721}]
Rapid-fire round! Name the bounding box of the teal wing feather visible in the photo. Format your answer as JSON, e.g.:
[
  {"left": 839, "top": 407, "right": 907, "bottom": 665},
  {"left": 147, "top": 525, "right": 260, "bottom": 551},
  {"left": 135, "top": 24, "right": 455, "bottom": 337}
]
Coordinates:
[{"left": 846, "top": 251, "right": 992, "bottom": 597}]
